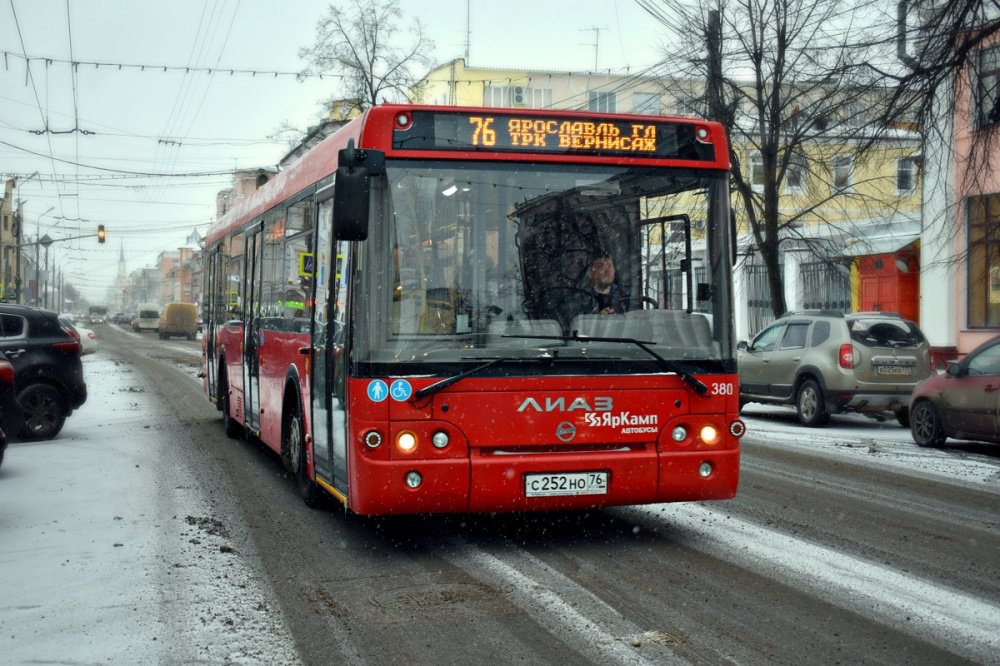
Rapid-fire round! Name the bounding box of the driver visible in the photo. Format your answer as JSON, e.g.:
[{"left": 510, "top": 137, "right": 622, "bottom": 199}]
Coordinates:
[{"left": 586, "top": 254, "right": 626, "bottom": 315}]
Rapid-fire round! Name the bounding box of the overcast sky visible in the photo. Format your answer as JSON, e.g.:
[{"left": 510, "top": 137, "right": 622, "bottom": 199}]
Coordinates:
[{"left": 0, "top": 0, "right": 666, "bottom": 304}]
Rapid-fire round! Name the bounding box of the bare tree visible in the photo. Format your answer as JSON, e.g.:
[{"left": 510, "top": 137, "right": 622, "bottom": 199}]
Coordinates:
[
  {"left": 894, "top": 1, "right": 1000, "bottom": 249},
  {"left": 299, "top": 0, "right": 434, "bottom": 108},
  {"left": 299, "top": 0, "right": 435, "bottom": 110},
  {"left": 639, "top": 0, "right": 929, "bottom": 320}
]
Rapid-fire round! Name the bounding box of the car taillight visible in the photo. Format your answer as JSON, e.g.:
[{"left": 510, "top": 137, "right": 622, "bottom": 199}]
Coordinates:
[
  {"left": 0, "top": 359, "right": 14, "bottom": 384},
  {"left": 62, "top": 325, "right": 80, "bottom": 341},
  {"left": 54, "top": 340, "right": 82, "bottom": 354},
  {"left": 839, "top": 343, "right": 855, "bottom": 369}
]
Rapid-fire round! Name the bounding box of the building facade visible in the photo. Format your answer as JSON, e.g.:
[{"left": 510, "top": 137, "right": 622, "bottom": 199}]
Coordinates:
[
  {"left": 418, "top": 60, "right": 921, "bottom": 340},
  {"left": 917, "top": 13, "right": 1000, "bottom": 360}
]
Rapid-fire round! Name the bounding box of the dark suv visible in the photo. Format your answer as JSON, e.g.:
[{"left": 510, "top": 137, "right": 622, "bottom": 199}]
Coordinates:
[
  {"left": 0, "top": 304, "right": 87, "bottom": 439},
  {"left": 738, "top": 311, "right": 931, "bottom": 426}
]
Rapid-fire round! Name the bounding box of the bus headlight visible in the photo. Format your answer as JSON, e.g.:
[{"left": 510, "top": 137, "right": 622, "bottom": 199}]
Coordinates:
[
  {"left": 397, "top": 431, "right": 417, "bottom": 453},
  {"left": 699, "top": 462, "right": 713, "bottom": 478},
  {"left": 405, "top": 471, "right": 422, "bottom": 488},
  {"left": 672, "top": 426, "right": 688, "bottom": 442},
  {"left": 700, "top": 424, "right": 719, "bottom": 445}
]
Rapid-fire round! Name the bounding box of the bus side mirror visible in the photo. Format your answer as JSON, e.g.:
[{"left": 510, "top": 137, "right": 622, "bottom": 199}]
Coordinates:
[{"left": 334, "top": 140, "right": 385, "bottom": 242}]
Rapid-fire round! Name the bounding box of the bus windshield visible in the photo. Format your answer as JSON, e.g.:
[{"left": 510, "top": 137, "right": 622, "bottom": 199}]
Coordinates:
[{"left": 354, "top": 160, "right": 734, "bottom": 373}]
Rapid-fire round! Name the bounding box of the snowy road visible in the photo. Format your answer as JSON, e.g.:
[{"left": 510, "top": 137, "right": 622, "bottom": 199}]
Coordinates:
[{"left": 1, "top": 327, "right": 998, "bottom": 665}]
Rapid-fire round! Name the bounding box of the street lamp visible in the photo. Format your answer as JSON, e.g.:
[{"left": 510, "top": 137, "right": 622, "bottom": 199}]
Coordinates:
[{"left": 34, "top": 207, "right": 55, "bottom": 307}]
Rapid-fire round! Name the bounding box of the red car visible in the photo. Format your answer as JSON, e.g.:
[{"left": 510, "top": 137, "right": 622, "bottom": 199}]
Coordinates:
[
  {"left": 909, "top": 336, "right": 1000, "bottom": 446},
  {"left": 0, "top": 351, "right": 25, "bottom": 469}
]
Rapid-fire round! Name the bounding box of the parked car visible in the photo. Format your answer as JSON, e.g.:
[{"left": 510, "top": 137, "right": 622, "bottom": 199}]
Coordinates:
[
  {"left": 0, "top": 350, "right": 25, "bottom": 469},
  {"left": 0, "top": 304, "right": 87, "bottom": 440},
  {"left": 59, "top": 315, "right": 98, "bottom": 355},
  {"left": 909, "top": 335, "right": 1000, "bottom": 447},
  {"left": 738, "top": 311, "right": 931, "bottom": 426},
  {"left": 158, "top": 302, "right": 198, "bottom": 340}
]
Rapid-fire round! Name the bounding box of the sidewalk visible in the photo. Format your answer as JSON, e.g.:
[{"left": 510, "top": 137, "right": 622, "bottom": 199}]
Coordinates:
[{"left": 0, "top": 353, "right": 297, "bottom": 664}]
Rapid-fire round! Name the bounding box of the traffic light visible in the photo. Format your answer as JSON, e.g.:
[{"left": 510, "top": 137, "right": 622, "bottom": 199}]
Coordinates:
[{"left": 97, "top": 224, "right": 106, "bottom": 244}]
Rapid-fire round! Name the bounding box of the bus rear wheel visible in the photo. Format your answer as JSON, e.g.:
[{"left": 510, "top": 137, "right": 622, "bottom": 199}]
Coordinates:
[
  {"left": 219, "top": 370, "right": 242, "bottom": 439},
  {"left": 287, "top": 409, "right": 320, "bottom": 508}
]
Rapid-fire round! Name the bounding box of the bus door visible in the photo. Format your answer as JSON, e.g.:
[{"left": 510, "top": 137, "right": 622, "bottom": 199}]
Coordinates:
[
  {"left": 243, "top": 228, "right": 263, "bottom": 433},
  {"left": 310, "top": 196, "right": 350, "bottom": 495},
  {"left": 204, "top": 248, "right": 222, "bottom": 400}
]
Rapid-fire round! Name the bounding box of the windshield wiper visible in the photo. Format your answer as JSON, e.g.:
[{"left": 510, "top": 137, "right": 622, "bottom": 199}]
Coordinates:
[
  {"left": 502, "top": 332, "right": 709, "bottom": 395},
  {"left": 413, "top": 356, "right": 511, "bottom": 400},
  {"left": 413, "top": 350, "right": 625, "bottom": 400}
]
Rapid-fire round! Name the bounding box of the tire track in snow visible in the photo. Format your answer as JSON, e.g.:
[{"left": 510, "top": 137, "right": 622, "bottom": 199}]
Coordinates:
[
  {"left": 627, "top": 504, "right": 1000, "bottom": 663},
  {"left": 443, "top": 541, "right": 688, "bottom": 666}
]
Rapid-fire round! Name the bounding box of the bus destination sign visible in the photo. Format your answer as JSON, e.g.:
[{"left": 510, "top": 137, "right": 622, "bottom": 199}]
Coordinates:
[{"left": 392, "top": 110, "right": 715, "bottom": 161}]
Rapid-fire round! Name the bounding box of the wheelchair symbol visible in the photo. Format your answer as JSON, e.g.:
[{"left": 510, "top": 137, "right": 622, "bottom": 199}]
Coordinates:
[{"left": 389, "top": 379, "right": 412, "bottom": 401}]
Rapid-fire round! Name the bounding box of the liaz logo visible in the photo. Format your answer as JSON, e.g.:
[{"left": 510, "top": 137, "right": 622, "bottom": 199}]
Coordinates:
[{"left": 517, "top": 396, "right": 613, "bottom": 412}]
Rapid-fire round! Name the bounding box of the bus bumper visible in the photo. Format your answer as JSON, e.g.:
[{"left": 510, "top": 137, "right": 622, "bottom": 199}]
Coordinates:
[{"left": 347, "top": 447, "right": 739, "bottom": 515}]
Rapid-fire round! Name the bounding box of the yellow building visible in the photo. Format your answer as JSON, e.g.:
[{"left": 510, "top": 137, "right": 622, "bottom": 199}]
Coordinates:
[{"left": 416, "top": 60, "right": 922, "bottom": 337}]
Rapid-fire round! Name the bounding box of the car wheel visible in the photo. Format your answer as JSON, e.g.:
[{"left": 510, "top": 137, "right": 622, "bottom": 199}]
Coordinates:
[
  {"left": 910, "top": 400, "right": 945, "bottom": 447},
  {"left": 18, "top": 384, "right": 67, "bottom": 440},
  {"left": 894, "top": 407, "right": 910, "bottom": 428},
  {"left": 286, "top": 407, "right": 320, "bottom": 508},
  {"left": 795, "top": 379, "right": 829, "bottom": 426},
  {"left": 219, "top": 371, "right": 242, "bottom": 439}
]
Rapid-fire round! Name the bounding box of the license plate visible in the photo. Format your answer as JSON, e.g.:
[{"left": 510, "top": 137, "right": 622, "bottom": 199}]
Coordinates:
[
  {"left": 875, "top": 365, "right": 913, "bottom": 376},
  {"left": 524, "top": 472, "right": 608, "bottom": 497}
]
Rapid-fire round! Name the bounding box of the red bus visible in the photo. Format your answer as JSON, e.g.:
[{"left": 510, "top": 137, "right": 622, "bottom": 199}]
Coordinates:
[{"left": 202, "top": 105, "right": 743, "bottom": 515}]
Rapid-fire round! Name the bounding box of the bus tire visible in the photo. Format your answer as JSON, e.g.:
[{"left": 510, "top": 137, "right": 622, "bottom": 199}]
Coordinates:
[
  {"left": 287, "top": 407, "right": 320, "bottom": 508},
  {"left": 219, "top": 369, "right": 242, "bottom": 439}
]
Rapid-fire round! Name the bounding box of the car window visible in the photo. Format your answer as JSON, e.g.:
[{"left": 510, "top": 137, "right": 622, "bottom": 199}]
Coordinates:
[
  {"left": 967, "top": 343, "right": 1000, "bottom": 376},
  {"left": 779, "top": 322, "right": 810, "bottom": 349},
  {"left": 810, "top": 320, "right": 830, "bottom": 347},
  {"left": 0, "top": 314, "right": 25, "bottom": 338},
  {"left": 751, "top": 323, "right": 783, "bottom": 352},
  {"left": 849, "top": 318, "right": 925, "bottom": 348}
]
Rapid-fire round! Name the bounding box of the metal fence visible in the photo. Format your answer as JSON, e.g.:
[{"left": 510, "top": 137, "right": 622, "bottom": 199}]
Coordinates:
[
  {"left": 800, "top": 261, "right": 850, "bottom": 312},
  {"left": 746, "top": 262, "right": 779, "bottom": 337}
]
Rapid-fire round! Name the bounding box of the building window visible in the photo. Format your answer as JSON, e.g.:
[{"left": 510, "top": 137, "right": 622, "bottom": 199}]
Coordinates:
[
  {"left": 750, "top": 152, "right": 765, "bottom": 192},
  {"left": 672, "top": 91, "right": 700, "bottom": 116},
  {"left": 484, "top": 85, "right": 510, "bottom": 107},
  {"left": 967, "top": 193, "right": 1000, "bottom": 327},
  {"left": 633, "top": 92, "right": 661, "bottom": 115},
  {"left": 525, "top": 87, "right": 552, "bottom": 109},
  {"left": 588, "top": 91, "right": 617, "bottom": 113},
  {"left": 896, "top": 157, "right": 916, "bottom": 194},
  {"left": 485, "top": 85, "right": 551, "bottom": 109},
  {"left": 833, "top": 155, "right": 853, "bottom": 193},
  {"left": 786, "top": 152, "right": 806, "bottom": 194},
  {"left": 977, "top": 45, "right": 1000, "bottom": 129}
]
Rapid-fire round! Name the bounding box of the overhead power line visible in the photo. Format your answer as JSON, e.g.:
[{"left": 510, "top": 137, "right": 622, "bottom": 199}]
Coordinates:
[
  {"left": 1, "top": 49, "right": 342, "bottom": 80},
  {"left": 0, "top": 138, "right": 247, "bottom": 177}
]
